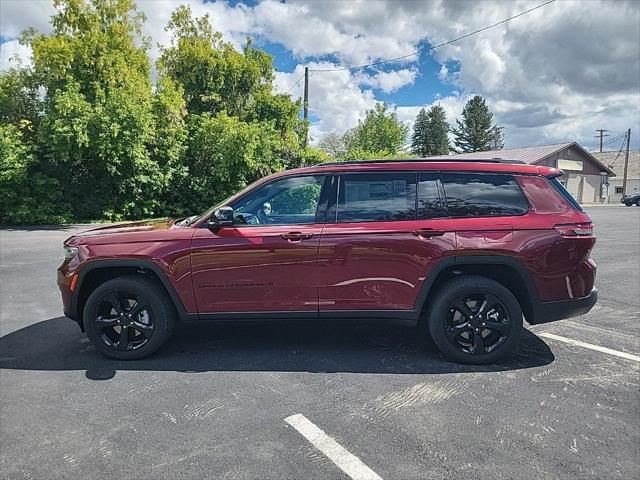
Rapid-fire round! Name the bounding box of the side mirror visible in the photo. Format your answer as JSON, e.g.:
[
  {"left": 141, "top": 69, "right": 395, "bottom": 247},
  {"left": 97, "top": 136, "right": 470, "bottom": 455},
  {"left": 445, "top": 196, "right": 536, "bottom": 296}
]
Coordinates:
[{"left": 207, "top": 206, "right": 234, "bottom": 231}]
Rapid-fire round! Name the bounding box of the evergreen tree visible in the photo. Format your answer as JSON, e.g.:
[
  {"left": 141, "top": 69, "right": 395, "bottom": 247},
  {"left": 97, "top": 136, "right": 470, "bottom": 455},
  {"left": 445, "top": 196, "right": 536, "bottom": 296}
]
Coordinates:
[
  {"left": 427, "top": 104, "right": 450, "bottom": 155},
  {"left": 411, "top": 105, "right": 450, "bottom": 157},
  {"left": 451, "top": 95, "right": 502, "bottom": 153},
  {"left": 411, "top": 108, "right": 430, "bottom": 157}
]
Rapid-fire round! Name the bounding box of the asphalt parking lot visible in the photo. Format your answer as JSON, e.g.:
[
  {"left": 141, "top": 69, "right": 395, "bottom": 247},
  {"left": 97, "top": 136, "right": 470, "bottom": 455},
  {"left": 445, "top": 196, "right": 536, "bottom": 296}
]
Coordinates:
[{"left": 1, "top": 206, "right": 638, "bottom": 480}]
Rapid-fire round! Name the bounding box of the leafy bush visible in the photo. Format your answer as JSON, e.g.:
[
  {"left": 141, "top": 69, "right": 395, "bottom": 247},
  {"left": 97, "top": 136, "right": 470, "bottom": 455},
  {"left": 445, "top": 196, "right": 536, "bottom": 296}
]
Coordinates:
[{"left": 0, "top": 124, "right": 70, "bottom": 224}]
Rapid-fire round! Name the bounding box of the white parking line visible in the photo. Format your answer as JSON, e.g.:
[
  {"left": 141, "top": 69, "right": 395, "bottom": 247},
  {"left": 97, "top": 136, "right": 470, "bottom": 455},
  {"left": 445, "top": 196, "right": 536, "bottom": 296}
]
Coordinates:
[
  {"left": 539, "top": 332, "right": 640, "bottom": 363},
  {"left": 285, "top": 413, "right": 383, "bottom": 480}
]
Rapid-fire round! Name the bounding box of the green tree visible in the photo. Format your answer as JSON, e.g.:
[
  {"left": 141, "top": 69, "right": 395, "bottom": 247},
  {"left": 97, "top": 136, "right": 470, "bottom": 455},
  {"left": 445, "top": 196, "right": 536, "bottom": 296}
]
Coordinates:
[
  {"left": 451, "top": 95, "right": 502, "bottom": 153},
  {"left": 411, "top": 108, "right": 429, "bottom": 157},
  {"left": 0, "top": 123, "right": 69, "bottom": 224},
  {"left": 158, "top": 5, "right": 306, "bottom": 211},
  {"left": 159, "top": 6, "right": 288, "bottom": 121},
  {"left": 0, "top": 68, "right": 41, "bottom": 131},
  {"left": 24, "top": 0, "right": 164, "bottom": 220},
  {"left": 318, "top": 132, "right": 346, "bottom": 159},
  {"left": 149, "top": 76, "right": 189, "bottom": 216},
  {"left": 344, "top": 103, "right": 409, "bottom": 158},
  {"left": 183, "top": 112, "right": 284, "bottom": 212},
  {"left": 426, "top": 104, "right": 450, "bottom": 155}
]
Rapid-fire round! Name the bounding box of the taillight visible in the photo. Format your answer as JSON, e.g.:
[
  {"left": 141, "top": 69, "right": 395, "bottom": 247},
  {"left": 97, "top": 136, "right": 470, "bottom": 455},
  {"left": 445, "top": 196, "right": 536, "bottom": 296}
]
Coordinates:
[{"left": 554, "top": 223, "right": 594, "bottom": 237}]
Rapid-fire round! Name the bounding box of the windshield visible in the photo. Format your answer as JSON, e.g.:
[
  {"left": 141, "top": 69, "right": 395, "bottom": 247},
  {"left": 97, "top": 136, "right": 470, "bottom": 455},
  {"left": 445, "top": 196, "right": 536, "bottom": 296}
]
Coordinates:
[{"left": 189, "top": 175, "right": 274, "bottom": 226}]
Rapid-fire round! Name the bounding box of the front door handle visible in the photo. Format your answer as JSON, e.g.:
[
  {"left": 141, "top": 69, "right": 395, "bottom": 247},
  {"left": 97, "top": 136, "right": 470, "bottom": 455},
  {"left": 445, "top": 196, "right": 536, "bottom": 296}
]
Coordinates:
[
  {"left": 412, "top": 229, "right": 445, "bottom": 239},
  {"left": 281, "top": 232, "right": 314, "bottom": 242}
]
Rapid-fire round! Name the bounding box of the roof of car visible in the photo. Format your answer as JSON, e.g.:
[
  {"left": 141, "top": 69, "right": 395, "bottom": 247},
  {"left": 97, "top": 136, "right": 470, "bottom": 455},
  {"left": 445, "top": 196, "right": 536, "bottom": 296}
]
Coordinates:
[{"left": 277, "top": 159, "right": 562, "bottom": 178}]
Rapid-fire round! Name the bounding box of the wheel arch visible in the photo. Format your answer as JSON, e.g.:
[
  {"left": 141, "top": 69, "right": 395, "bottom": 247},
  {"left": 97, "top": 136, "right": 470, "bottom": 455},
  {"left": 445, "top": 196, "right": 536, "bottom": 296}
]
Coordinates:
[
  {"left": 417, "top": 256, "right": 539, "bottom": 324},
  {"left": 72, "top": 260, "right": 188, "bottom": 323}
]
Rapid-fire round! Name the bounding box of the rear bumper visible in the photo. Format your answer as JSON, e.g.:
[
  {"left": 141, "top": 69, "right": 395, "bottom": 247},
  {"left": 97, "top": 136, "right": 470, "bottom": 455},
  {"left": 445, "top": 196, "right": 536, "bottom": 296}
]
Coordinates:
[{"left": 529, "top": 288, "right": 597, "bottom": 325}]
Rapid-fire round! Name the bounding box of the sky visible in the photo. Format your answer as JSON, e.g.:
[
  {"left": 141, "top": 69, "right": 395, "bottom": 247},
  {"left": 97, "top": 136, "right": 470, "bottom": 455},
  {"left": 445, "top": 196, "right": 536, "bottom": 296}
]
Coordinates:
[{"left": 1, "top": 0, "right": 639, "bottom": 151}]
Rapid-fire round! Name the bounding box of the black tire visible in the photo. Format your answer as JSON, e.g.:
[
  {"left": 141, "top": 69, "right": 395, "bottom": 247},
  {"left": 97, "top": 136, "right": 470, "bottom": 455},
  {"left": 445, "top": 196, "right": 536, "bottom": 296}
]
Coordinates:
[
  {"left": 83, "top": 275, "right": 176, "bottom": 360},
  {"left": 636, "top": 200, "right": 640, "bottom": 206},
  {"left": 426, "top": 275, "right": 522, "bottom": 364}
]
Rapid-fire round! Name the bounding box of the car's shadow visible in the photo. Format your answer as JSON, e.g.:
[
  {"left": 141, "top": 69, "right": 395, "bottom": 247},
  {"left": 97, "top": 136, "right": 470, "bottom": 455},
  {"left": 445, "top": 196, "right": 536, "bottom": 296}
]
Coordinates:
[{"left": 0, "top": 317, "right": 554, "bottom": 380}]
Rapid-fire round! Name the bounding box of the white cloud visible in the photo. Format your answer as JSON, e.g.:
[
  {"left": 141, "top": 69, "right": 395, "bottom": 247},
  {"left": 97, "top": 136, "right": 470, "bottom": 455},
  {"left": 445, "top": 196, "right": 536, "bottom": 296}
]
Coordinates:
[
  {"left": 438, "top": 64, "right": 449, "bottom": 81},
  {"left": 0, "top": 0, "right": 55, "bottom": 38},
  {"left": 0, "top": 40, "right": 31, "bottom": 70},
  {"left": 275, "top": 62, "right": 377, "bottom": 142},
  {"left": 357, "top": 68, "right": 418, "bottom": 93}
]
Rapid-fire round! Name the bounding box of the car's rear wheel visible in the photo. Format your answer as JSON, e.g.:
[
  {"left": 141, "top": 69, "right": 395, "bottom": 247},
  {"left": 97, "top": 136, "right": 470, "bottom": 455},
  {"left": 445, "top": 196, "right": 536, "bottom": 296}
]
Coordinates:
[
  {"left": 426, "top": 276, "right": 522, "bottom": 364},
  {"left": 83, "top": 276, "right": 175, "bottom": 360}
]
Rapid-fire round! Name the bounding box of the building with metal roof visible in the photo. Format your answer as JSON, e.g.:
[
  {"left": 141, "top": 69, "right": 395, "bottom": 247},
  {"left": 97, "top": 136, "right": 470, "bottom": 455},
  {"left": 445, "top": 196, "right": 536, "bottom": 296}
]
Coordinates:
[{"left": 593, "top": 149, "right": 640, "bottom": 203}]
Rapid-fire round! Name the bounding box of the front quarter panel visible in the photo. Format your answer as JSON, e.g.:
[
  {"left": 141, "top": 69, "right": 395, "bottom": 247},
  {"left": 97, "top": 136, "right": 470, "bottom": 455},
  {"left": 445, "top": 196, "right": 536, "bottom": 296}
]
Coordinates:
[{"left": 61, "top": 226, "right": 197, "bottom": 314}]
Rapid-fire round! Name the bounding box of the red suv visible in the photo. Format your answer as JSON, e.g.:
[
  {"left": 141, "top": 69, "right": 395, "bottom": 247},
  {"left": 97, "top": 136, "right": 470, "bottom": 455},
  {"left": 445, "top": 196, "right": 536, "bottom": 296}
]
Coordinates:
[{"left": 58, "top": 159, "right": 597, "bottom": 364}]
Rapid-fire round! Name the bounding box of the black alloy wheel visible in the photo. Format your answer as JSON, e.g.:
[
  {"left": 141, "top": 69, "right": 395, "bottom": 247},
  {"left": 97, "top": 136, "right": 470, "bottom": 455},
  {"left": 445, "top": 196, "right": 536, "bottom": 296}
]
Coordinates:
[
  {"left": 95, "top": 291, "right": 154, "bottom": 351},
  {"left": 444, "top": 292, "right": 510, "bottom": 355},
  {"left": 426, "top": 275, "right": 522, "bottom": 364},
  {"left": 83, "top": 276, "right": 175, "bottom": 360}
]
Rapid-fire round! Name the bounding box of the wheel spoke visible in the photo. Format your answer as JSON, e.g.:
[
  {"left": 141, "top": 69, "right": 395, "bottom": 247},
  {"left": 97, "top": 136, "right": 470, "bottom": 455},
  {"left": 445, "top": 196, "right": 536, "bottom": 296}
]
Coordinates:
[
  {"left": 484, "top": 319, "right": 508, "bottom": 334},
  {"left": 117, "top": 326, "right": 129, "bottom": 350},
  {"left": 478, "top": 294, "right": 500, "bottom": 315},
  {"left": 103, "top": 292, "right": 126, "bottom": 315},
  {"left": 452, "top": 298, "right": 474, "bottom": 319},
  {"left": 472, "top": 329, "right": 486, "bottom": 353},
  {"left": 96, "top": 316, "right": 119, "bottom": 329},
  {"left": 446, "top": 321, "right": 471, "bottom": 340},
  {"left": 131, "top": 321, "right": 153, "bottom": 339},
  {"left": 129, "top": 297, "right": 149, "bottom": 318}
]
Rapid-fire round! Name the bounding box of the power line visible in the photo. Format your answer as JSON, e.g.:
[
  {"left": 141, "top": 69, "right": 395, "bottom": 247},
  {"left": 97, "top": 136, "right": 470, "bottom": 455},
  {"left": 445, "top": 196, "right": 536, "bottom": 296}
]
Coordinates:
[
  {"left": 309, "top": 0, "right": 557, "bottom": 73},
  {"left": 607, "top": 131, "right": 628, "bottom": 170},
  {"left": 284, "top": 73, "right": 306, "bottom": 94},
  {"left": 601, "top": 131, "right": 626, "bottom": 147}
]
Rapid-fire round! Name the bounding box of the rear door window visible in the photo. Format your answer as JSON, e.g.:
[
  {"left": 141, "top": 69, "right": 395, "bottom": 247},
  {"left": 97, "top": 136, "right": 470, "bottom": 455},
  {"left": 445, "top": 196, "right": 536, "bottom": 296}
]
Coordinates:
[
  {"left": 441, "top": 173, "right": 529, "bottom": 217},
  {"left": 336, "top": 172, "right": 416, "bottom": 222}
]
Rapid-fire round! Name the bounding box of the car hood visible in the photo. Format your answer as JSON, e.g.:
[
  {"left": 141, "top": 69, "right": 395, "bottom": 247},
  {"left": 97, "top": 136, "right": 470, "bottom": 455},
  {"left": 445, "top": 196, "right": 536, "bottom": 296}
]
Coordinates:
[{"left": 65, "top": 219, "right": 194, "bottom": 246}]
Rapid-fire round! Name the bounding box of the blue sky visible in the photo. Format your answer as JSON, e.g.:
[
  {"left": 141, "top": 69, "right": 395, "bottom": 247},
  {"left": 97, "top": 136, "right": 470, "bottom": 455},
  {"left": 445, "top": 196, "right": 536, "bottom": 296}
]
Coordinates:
[{"left": 1, "top": 0, "right": 639, "bottom": 151}]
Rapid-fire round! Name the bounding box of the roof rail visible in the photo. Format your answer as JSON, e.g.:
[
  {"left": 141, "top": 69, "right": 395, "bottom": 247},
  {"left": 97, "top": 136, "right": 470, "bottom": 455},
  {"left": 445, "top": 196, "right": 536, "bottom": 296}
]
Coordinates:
[{"left": 316, "top": 158, "right": 526, "bottom": 166}]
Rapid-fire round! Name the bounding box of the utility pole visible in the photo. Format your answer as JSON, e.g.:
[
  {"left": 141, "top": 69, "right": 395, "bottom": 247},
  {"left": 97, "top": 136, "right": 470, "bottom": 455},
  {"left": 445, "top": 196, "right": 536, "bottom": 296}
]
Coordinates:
[
  {"left": 303, "top": 66, "right": 309, "bottom": 149},
  {"left": 594, "top": 129, "right": 610, "bottom": 152},
  {"left": 622, "top": 128, "right": 631, "bottom": 197}
]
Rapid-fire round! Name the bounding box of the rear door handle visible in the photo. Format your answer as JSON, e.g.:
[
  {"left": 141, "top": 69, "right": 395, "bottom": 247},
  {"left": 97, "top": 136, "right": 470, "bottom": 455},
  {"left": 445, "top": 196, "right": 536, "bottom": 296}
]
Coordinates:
[
  {"left": 412, "top": 229, "right": 445, "bottom": 238},
  {"left": 281, "top": 232, "right": 314, "bottom": 241}
]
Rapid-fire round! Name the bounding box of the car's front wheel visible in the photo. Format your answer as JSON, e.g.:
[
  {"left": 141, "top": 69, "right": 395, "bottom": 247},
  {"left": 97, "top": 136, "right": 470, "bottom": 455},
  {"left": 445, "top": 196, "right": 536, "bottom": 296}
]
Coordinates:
[
  {"left": 83, "top": 276, "right": 175, "bottom": 360},
  {"left": 426, "top": 276, "right": 522, "bottom": 364}
]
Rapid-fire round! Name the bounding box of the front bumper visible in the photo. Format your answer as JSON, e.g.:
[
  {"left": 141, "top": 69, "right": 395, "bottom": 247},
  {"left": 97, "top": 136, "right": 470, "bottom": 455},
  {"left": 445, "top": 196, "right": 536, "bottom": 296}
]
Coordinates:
[{"left": 529, "top": 288, "right": 598, "bottom": 325}]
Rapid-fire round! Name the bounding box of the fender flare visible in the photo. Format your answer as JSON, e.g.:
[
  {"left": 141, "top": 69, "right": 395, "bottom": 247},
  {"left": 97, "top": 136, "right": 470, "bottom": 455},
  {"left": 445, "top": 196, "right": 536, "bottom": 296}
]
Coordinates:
[
  {"left": 414, "top": 255, "right": 539, "bottom": 313},
  {"left": 71, "top": 259, "right": 189, "bottom": 320}
]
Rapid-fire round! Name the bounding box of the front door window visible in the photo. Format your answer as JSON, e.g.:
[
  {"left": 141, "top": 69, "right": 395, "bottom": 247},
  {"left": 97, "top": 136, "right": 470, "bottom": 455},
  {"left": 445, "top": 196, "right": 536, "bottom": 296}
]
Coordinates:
[{"left": 232, "top": 175, "right": 326, "bottom": 226}]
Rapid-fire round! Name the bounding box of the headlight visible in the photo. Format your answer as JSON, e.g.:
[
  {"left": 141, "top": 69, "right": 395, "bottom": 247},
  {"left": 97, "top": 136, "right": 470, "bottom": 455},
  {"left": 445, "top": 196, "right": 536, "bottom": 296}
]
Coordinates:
[{"left": 64, "top": 246, "right": 79, "bottom": 261}]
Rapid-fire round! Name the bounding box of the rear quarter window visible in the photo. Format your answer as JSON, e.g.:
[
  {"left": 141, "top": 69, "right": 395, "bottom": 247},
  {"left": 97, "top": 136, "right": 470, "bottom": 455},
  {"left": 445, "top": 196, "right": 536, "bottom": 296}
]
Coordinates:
[
  {"left": 548, "top": 177, "right": 584, "bottom": 211},
  {"left": 442, "top": 173, "right": 529, "bottom": 217}
]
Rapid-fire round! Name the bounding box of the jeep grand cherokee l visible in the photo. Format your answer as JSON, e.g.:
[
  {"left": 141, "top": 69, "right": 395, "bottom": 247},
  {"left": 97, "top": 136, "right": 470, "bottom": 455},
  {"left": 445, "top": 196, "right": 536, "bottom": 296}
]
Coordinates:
[{"left": 57, "top": 159, "right": 598, "bottom": 364}]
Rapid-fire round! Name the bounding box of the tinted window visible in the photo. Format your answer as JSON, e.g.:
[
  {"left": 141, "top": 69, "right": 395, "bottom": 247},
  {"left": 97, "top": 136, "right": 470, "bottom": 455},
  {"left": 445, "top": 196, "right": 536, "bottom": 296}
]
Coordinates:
[
  {"left": 418, "top": 173, "right": 443, "bottom": 218},
  {"left": 231, "top": 175, "right": 325, "bottom": 225},
  {"left": 337, "top": 173, "right": 416, "bottom": 223},
  {"left": 442, "top": 173, "right": 528, "bottom": 217},
  {"left": 548, "top": 177, "right": 583, "bottom": 211}
]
